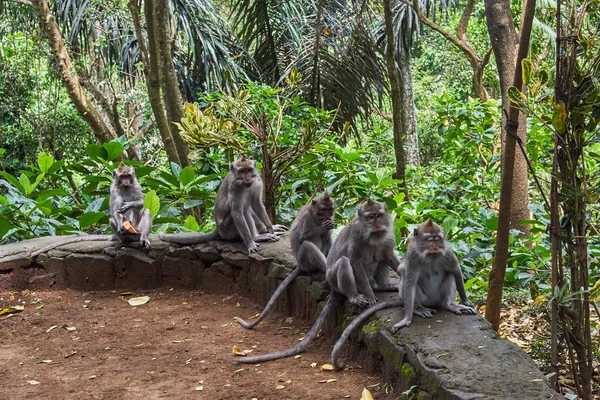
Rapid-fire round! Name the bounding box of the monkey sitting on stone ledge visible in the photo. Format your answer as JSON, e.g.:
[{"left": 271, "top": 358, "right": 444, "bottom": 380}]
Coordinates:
[
  {"left": 159, "top": 157, "right": 287, "bottom": 254},
  {"left": 330, "top": 219, "right": 476, "bottom": 370}
]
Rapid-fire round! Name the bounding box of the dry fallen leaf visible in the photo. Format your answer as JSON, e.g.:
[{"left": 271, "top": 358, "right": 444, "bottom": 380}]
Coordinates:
[
  {"left": 46, "top": 325, "right": 58, "bottom": 333},
  {"left": 310, "top": 362, "right": 318, "bottom": 368},
  {"left": 28, "top": 380, "right": 41, "bottom": 385},
  {"left": 232, "top": 345, "right": 253, "bottom": 356},
  {"left": 361, "top": 387, "right": 374, "bottom": 400},
  {"left": 65, "top": 326, "right": 77, "bottom": 332},
  {"left": 65, "top": 351, "right": 77, "bottom": 358},
  {"left": 0, "top": 305, "right": 24, "bottom": 316},
  {"left": 326, "top": 379, "right": 337, "bottom": 383},
  {"left": 195, "top": 386, "right": 204, "bottom": 391},
  {"left": 40, "top": 360, "right": 52, "bottom": 364},
  {"left": 120, "top": 291, "right": 133, "bottom": 296},
  {"left": 276, "top": 385, "right": 285, "bottom": 390},
  {"left": 127, "top": 296, "right": 150, "bottom": 307},
  {"left": 320, "top": 363, "right": 334, "bottom": 371}
]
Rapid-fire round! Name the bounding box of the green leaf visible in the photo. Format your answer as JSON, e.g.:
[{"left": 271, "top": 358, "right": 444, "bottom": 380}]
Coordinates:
[
  {"left": 521, "top": 58, "right": 533, "bottom": 85},
  {"left": 85, "top": 144, "right": 106, "bottom": 159},
  {"left": 0, "top": 148, "right": 5, "bottom": 157},
  {"left": 0, "top": 216, "right": 13, "bottom": 238},
  {"left": 103, "top": 142, "right": 124, "bottom": 161},
  {"left": 183, "top": 215, "right": 199, "bottom": 231},
  {"left": 37, "top": 153, "right": 54, "bottom": 173},
  {"left": 170, "top": 162, "right": 182, "bottom": 179},
  {"left": 134, "top": 167, "right": 155, "bottom": 179},
  {"left": 19, "top": 174, "right": 30, "bottom": 194},
  {"left": 485, "top": 215, "right": 499, "bottom": 231},
  {"left": 47, "top": 160, "right": 65, "bottom": 175},
  {"left": 27, "top": 173, "right": 45, "bottom": 195},
  {"left": 507, "top": 86, "right": 526, "bottom": 107},
  {"left": 552, "top": 103, "right": 567, "bottom": 134},
  {"left": 144, "top": 190, "right": 160, "bottom": 217},
  {"left": 179, "top": 167, "right": 195, "bottom": 186},
  {"left": 79, "top": 212, "right": 105, "bottom": 228},
  {"left": 0, "top": 171, "right": 26, "bottom": 193}
]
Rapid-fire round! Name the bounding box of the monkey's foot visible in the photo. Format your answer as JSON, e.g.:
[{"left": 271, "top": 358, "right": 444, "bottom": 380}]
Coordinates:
[
  {"left": 255, "top": 233, "right": 280, "bottom": 242},
  {"left": 462, "top": 299, "right": 475, "bottom": 309},
  {"left": 247, "top": 241, "right": 261, "bottom": 253},
  {"left": 391, "top": 318, "right": 411, "bottom": 333},
  {"left": 447, "top": 303, "right": 477, "bottom": 315},
  {"left": 273, "top": 224, "right": 288, "bottom": 233},
  {"left": 414, "top": 306, "right": 436, "bottom": 318},
  {"left": 140, "top": 238, "right": 151, "bottom": 251}
]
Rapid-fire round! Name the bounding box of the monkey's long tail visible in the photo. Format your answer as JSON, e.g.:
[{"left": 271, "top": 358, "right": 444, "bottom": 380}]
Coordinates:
[
  {"left": 331, "top": 297, "right": 402, "bottom": 371},
  {"left": 236, "top": 267, "right": 301, "bottom": 329},
  {"left": 31, "top": 235, "right": 113, "bottom": 259},
  {"left": 237, "top": 293, "right": 342, "bottom": 364},
  {"left": 158, "top": 230, "right": 220, "bottom": 245}
]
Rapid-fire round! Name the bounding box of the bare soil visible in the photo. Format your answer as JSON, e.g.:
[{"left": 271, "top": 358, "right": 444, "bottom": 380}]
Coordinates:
[{"left": 0, "top": 289, "right": 396, "bottom": 400}]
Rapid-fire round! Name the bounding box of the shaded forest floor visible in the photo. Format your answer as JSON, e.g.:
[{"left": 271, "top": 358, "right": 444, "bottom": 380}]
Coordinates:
[{"left": 0, "top": 289, "right": 396, "bottom": 400}]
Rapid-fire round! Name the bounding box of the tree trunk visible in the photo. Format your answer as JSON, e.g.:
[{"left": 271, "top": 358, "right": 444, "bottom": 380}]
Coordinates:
[
  {"left": 484, "top": 0, "right": 530, "bottom": 235},
  {"left": 383, "top": 0, "right": 408, "bottom": 199},
  {"left": 131, "top": 0, "right": 180, "bottom": 165},
  {"left": 484, "top": 0, "right": 536, "bottom": 331},
  {"left": 153, "top": 0, "right": 191, "bottom": 166},
  {"left": 397, "top": 50, "right": 420, "bottom": 166},
  {"left": 32, "top": 0, "right": 116, "bottom": 145}
]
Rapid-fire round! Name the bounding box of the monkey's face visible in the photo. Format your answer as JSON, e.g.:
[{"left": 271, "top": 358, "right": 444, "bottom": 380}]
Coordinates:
[
  {"left": 414, "top": 222, "right": 445, "bottom": 256},
  {"left": 312, "top": 197, "right": 335, "bottom": 223},
  {"left": 114, "top": 166, "right": 135, "bottom": 189},
  {"left": 361, "top": 210, "right": 389, "bottom": 234},
  {"left": 234, "top": 166, "right": 257, "bottom": 186}
]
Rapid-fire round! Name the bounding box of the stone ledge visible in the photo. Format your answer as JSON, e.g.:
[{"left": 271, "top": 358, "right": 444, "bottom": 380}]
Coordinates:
[{"left": 0, "top": 234, "right": 560, "bottom": 399}]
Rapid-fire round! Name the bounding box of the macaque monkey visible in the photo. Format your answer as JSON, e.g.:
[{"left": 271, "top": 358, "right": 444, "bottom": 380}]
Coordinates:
[
  {"left": 237, "top": 199, "right": 399, "bottom": 364},
  {"left": 330, "top": 219, "right": 476, "bottom": 370},
  {"left": 236, "top": 192, "right": 335, "bottom": 329},
  {"left": 160, "top": 157, "right": 286, "bottom": 253},
  {"left": 109, "top": 162, "right": 152, "bottom": 249},
  {"left": 392, "top": 219, "right": 475, "bottom": 331},
  {"left": 31, "top": 163, "right": 151, "bottom": 258}
]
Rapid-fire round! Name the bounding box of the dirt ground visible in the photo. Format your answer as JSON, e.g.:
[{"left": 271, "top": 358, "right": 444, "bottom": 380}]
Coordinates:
[{"left": 0, "top": 289, "right": 397, "bottom": 400}]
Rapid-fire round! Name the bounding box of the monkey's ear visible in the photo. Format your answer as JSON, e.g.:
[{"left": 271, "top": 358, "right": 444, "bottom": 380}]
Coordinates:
[
  {"left": 311, "top": 199, "right": 317, "bottom": 206},
  {"left": 230, "top": 162, "right": 236, "bottom": 172},
  {"left": 413, "top": 228, "right": 418, "bottom": 236},
  {"left": 112, "top": 169, "right": 117, "bottom": 178},
  {"left": 322, "top": 192, "right": 330, "bottom": 199},
  {"left": 119, "top": 161, "right": 125, "bottom": 167}
]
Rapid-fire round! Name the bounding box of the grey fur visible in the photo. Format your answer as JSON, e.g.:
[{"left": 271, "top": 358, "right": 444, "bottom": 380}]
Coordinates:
[
  {"left": 392, "top": 219, "right": 475, "bottom": 332},
  {"left": 159, "top": 158, "right": 281, "bottom": 253},
  {"left": 326, "top": 199, "right": 400, "bottom": 308},
  {"left": 236, "top": 199, "right": 400, "bottom": 363},
  {"left": 236, "top": 192, "right": 334, "bottom": 329},
  {"left": 30, "top": 164, "right": 152, "bottom": 259},
  {"left": 109, "top": 163, "right": 152, "bottom": 250}
]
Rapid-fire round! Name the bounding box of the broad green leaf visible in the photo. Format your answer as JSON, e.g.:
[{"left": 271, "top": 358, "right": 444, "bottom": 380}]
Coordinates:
[
  {"left": 134, "top": 166, "right": 155, "bottom": 179},
  {"left": 183, "top": 199, "right": 204, "bottom": 209},
  {"left": 183, "top": 215, "right": 199, "bottom": 231},
  {"left": 170, "top": 162, "right": 182, "bottom": 179},
  {"left": 0, "top": 148, "right": 5, "bottom": 157},
  {"left": 521, "top": 58, "right": 533, "bottom": 85},
  {"left": 37, "top": 153, "right": 54, "bottom": 173},
  {"left": 0, "top": 171, "right": 25, "bottom": 193},
  {"left": 179, "top": 167, "right": 195, "bottom": 186},
  {"left": 79, "top": 212, "right": 105, "bottom": 228},
  {"left": 0, "top": 217, "right": 13, "bottom": 238},
  {"left": 102, "top": 142, "right": 124, "bottom": 161},
  {"left": 144, "top": 190, "right": 160, "bottom": 217},
  {"left": 85, "top": 144, "right": 106, "bottom": 159},
  {"left": 552, "top": 103, "right": 567, "bottom": 134},
  {"left": 47, "top": 160, "right": 65, "bottom": 175},
  {"left": 19, "top": 174, "right": 30, "bottom": 194},
  {"left": 27, "top": 173, "right": 45, "bottom": 195},
  {"left": 537, "top": 70, "right": 550, "bottom": 91},
  {"left": 485, "top": 215, "right": 499, "bottom": 231}
]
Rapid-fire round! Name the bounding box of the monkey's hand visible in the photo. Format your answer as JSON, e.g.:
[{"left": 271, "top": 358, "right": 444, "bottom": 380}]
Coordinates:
[
  {"left": 391, "top": 318, "right": 411, "bottom": 333},
  {"left": 322, "top": 219, "right": 334, "bottom": 230},
  {"left": 349, "top": 294, "right": 377, "bottom": 308},
  {"left": 247, "top": 241, "right": 261, "bottom": 253},
  {"left": 119, "top": 202, "right": 133, "bottom": 214},
  {"left": 273, "top": 224, "right": 288, "bottom": 233},
  {"left": 414, "top": 306, "right": 436, "bottom": 318}
]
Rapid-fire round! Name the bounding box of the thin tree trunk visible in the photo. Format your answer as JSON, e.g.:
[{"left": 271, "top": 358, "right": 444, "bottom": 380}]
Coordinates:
[
  {"left": 484, "top": 0, "right": 536, "bottom": 331},
  {"left": 484, "top": 0, "right": 530, "bottom": 235},
  {"left": 383, "top": 0, "right": 408, "bottom": 200},
  {"left": 154, "top": 0, "right": 191, "bottom": 166},
  {"left": 130, "top": 0, "right": 180, "bottom": 165},
  {"left": 397, "top": 50, "right": 420, "bottom": 166},
  {"left": 30, "top": 0, "right": 116, "bottom": 145}
]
